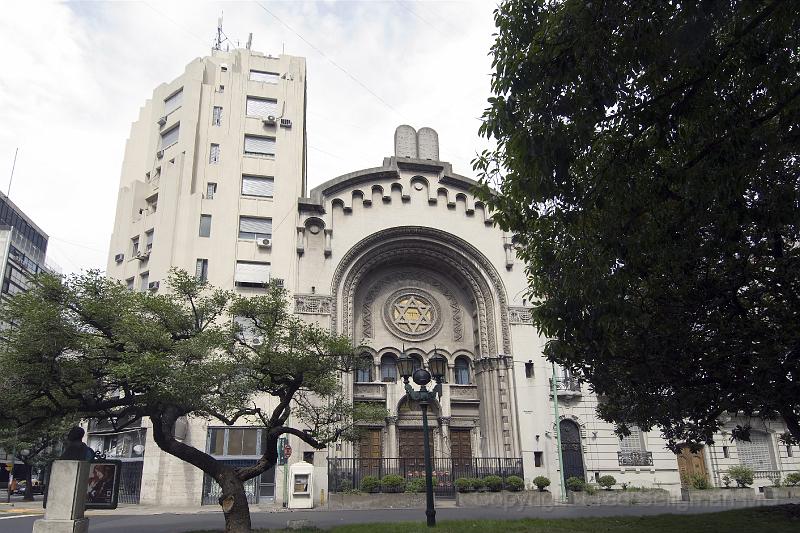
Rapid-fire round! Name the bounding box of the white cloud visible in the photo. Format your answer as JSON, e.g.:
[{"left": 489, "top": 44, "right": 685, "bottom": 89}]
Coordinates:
[{"left": 0, "top": 0, "right": 496, "bottom": 274}]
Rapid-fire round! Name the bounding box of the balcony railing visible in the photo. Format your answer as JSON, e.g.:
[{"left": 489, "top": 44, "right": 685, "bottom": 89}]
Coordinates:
[
  {"left": 618, "top": 450, "right": 654, "bottom": 466},
  {"left": 549, "top": 377, "right": 582, "bottom": 396}
]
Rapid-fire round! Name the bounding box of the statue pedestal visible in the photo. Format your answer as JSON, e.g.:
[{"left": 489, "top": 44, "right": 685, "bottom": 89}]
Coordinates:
[{"left": 33, "top": 461, "right": 90, "bottom": 533}]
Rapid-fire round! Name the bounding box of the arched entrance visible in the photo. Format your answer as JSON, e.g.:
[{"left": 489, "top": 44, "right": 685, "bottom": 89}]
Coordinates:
[{"left": 560, "top": 420, "right": 585, "bottom": 482}]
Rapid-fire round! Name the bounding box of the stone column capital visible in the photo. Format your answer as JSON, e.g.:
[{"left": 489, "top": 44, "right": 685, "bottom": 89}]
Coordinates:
[
  {"left": 438, "top": 416, "right": 451, "bottom": 426},
  {"left": 385, "top": 416, "right": 398, "bottom": 425}
]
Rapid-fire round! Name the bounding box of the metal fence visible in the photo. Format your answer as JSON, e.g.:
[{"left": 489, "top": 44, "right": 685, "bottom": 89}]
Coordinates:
[
  {"left": 201, "top": 459, "right": 259, "bottom": 505},
  {"left": 328, "top": 457, "right": 523, "bottom": 498},
  {"left": 119, "top": 461, "right": 144, "bottom": 504}
]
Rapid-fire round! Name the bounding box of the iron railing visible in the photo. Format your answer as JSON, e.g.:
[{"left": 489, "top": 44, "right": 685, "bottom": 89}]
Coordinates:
[
  {"left": 327, "top": 457, "right": 523, "bottom": 498},
  {"left": 549, "top": 377, "right": 581, "bottom": 393},
  {"left": 617, "top": 450, "right": 654, "bottom": 466}
]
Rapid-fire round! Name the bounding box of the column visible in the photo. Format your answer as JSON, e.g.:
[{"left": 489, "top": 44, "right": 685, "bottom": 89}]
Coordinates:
[
  {"left": 386, "top": 416, "right": 398, "bottom": 457},
  {"left": 438, "top": 417, "right": 451, "bottom": 459}
]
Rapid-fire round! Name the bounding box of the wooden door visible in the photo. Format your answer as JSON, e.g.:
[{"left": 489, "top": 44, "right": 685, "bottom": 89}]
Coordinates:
[
  {"left": 359, "top": 429, "right": 382, "bottom": 475},
  {"left": 677, "top": 445, "right": 707, "bottom": 485},
  {"left": 399, "top": 429, "right": 434, "bottom": 470},
  {"left": 450, "top": 429, "right": 472, "bottom": 465}
]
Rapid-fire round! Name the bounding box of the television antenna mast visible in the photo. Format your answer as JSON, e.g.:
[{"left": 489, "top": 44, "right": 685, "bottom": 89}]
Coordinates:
[{"left": 213, "top": 13, "right": 230, "bottom": 51}]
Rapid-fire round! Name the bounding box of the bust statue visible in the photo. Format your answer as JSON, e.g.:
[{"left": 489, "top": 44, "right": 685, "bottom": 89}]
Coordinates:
[{"left": 59, "top": 427, "right": 95, "bottom": 461}]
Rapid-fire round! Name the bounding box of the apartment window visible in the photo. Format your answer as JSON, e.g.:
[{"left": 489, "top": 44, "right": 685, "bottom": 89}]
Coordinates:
[
  {"left": 534, "top": 451, "right": 543, "bottom": 467},
  {"left": 238, "top": 216, "right": 272, "bottom": 240},
  {"left": 146, "top": 194, "right": 158, "bottom": 213},
  {"left": 164, "top": 88, "right": 183, "bottom": 116},
  {"left": 160, "top": 124, "right": 180, "bottom": 149},
  {"left": 788, "top": 446, "right": 794, "bottom": 458},
  {"left": 249, "top": 70, "right": 279, "bottom": 84},
  {"left": 131, "top": 236, "right": 140, "bottom": 256},
  {"left": 212, "top": 106, "right": 223, "bottom": 126},
  {"left": 206, "top": 183, "right": 217, "bottom": 199},
  {"left": 619, "top": 426, "right": 645, "bottom": 451},
  {"left": 241, "top": 176, "right": 274, "bottom": 198},
  {"left": 209, "top": 143, "right": 220, "bottom": 164},
  {"left": 234, "top": 261, "right": 270, "bottom": 287},
  {"left": 245, "top": 97, "right": 278, "bottom": 119},
  {"left": 208, "top": 427, "right": 261, "bottom": 456},
  {"left": 145, "top": 230, "right": 154, "bottom": 252},
  {"left": 218, "top": 84, "right": 225, "bottom": 93},
  {"left": 126, "top": 277, "right": 134, "bottom": 291},
  {"left": 525, "top": 360, "right": 534, "bottom": 378},
  {"left": 243, "top": 135, "right": 275, "bottom": 157},
  {"left": 722, "top": 446, "right": 730, "bottom": 458},
  {"left": 140, "top": 271, "right": 149, "bottom": 292},
  {"left": 195, "top": 259, "right": 208, "bottom": 282},
  {"left": 199, "top": 214, "right": 212, "bottom": 238}
]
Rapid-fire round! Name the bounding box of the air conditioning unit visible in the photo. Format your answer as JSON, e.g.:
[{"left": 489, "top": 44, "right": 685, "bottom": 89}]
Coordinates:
[
  {"left": 136, "top": 251, "right": 150, "bottom": 260},
  {"left": 156, "top": 149, "right": 164, "bottom": 159},
  {"left": 157, "top": 116, "right": 167, "bottom": 127},
  {"left": 148, "top": 281, "right": 160, "bottom": 291},
  {"left": 280, "top": 118, "right": 292, "bottom": 128},
  {"left": 114, "top": 253, "right": 124, "bottom": 263},
  {"left": 257, "top": 238, "right": 272, "bottom": 248},
  {"left": 263, "top": 116, "right": 277, "bottom": 126}
]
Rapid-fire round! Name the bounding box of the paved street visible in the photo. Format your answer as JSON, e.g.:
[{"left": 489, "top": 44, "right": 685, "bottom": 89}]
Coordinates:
[{"left": 1, "top": 500, "right": 798, "bottom": 533}]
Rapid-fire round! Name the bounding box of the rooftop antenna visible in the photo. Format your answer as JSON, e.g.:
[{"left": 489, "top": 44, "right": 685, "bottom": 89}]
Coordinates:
[
  {"left": 246, "top": 33, "right": 253, "bottom": 50},
  {"left": 213, "top": 13, "right": 224, "bottom": 51},
  {"left": 7, "top": 147, "right": 18, "bottom": 198}
]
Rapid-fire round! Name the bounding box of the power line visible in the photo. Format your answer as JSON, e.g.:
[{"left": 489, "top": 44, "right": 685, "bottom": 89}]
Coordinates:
[
  {"left": 254, "top": 1, "right": 401, "bottom": 117},
  {"left": 141, "top": 1, "right": 210, "bottom": 48}
]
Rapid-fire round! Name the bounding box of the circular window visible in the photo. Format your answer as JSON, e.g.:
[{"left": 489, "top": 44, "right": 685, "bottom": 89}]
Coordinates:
[{"left": 382, "top": 288, "right": 442, "bottom": 341}]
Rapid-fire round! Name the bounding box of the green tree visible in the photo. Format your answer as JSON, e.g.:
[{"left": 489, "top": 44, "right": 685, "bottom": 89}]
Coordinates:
[
  {"left": 0, "top": 418, "right": 73, "bottom": 501},
  {"left": 0, "top": 270, "right": 379, "bottom": 533},
  {"left": 474, "top": 0, "right": 800, "bottom": 448}
]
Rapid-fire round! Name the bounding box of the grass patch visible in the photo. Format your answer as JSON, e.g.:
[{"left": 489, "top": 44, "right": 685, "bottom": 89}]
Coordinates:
[{"left": 187, "top": 504, "right": 800, "bottom": 532}]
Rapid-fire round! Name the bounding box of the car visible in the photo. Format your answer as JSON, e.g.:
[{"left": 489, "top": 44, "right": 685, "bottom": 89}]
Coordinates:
[{"left": 10, "top": 479, "right": 44, "bottom": 495}]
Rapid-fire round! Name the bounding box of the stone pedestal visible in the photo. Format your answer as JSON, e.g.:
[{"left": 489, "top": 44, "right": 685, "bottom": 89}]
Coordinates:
[{"left": 33, "top": 461, "right": 90, "bottom": 533}]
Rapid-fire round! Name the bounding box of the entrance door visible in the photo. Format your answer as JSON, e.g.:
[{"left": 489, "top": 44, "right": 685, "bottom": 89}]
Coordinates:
[
  {"left": 559, "top": 420, "right": 585, "bottom": 482},
  {"left": 399, "top": 429, "right": 434, "bottom": 470},
  {"left": 677, "top": 445, "right": 707, "bottom": 486},
  {"left": 359, "top": 429, "right": 382, "bottom": 476},
  {"left": 450, "top": 429, "right": 473, "bottom": 479}
]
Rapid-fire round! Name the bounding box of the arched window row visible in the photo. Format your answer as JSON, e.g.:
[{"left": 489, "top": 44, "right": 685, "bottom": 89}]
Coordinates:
[{"left": 354, "top": 352, "right": 473, "bottom": 385}]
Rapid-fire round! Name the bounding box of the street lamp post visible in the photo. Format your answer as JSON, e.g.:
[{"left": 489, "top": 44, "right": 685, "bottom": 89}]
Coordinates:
[{"left": 398, "top": 350, "right": 447, "bottom": 528}]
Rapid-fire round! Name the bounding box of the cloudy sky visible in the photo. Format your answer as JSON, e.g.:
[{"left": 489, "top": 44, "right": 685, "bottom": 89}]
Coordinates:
[{"left": 0, "top": 0, "right": 497, "bottom": 274}]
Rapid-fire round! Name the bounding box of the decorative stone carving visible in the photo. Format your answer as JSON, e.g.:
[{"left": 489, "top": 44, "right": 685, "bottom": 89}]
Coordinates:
[
  {"left": 394, "top": 125, "right": 418, "bottom": 158},
  {"left": 362, "top": 268, "right": 462, "bottom": 342},
  {"left": 508, "top": 306, "right": 533, "bottom": 325},
  {"left": 417, "top": 127, "right": 439, "bottom": 161},
  {"left": 331, "top": 227, "right": 512, "bottom": 357},
  {"left": 294, "top": 295, "right": 332, "bottom": 315},
  {"left": 353, "top": 383, "right": 386, "bottom": 400},
  {"left": 450, "top": 385, "right": 479, "bottom": 401},
  {"left": 383, "top": 288, "right": 442, "bottom": 341}
]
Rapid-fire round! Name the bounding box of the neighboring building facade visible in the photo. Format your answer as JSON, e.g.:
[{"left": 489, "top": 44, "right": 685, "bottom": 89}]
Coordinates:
[
  {"left": 0, "top": 190, "right": 53, "bottom": 491},
  {"left": 104, "top": 49, "right": 799, "bottom": 507}
]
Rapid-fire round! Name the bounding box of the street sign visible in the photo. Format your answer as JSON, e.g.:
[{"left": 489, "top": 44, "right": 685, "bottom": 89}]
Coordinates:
[{"left": 284, "top": 444, "right": 292, "bottom": 459}]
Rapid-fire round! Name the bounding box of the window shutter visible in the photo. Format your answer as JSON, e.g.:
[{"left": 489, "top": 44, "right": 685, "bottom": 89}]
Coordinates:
[
  {"left": 160, "top": 125, "right": 180, "bottom": 149},
  {"left": 249, "top": 70, "right": 279, "bottom": 83},
  {"left": 239, "top": 217, "right": 272, "bottom": 235},
  {"left": 235, "top": 261, "right": 270, "bottom": 284},
  {"left": 246, "top": 97, "right": 279, "bottom": 119},
  {"left": 241, "top": 176, "right": 274, "bottom": 197},
  {"left": 164, "top": 89, "right": 183, "bottom": 115},
  {"left": 244, "top": 136, "right": 275, "bottom": 155}
]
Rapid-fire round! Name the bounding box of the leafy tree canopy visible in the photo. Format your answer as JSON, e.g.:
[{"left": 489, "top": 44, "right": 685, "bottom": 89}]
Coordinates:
[
  {"left": 0, "top": 270, "right": 382, "bottom": 532},
  {"left": 475, "top": 0, "right": 800, "bottom": 448}
]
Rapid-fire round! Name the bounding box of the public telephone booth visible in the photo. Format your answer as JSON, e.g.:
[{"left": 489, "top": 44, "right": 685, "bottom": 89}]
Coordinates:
[{"left": 287, "top": 461, "right": 313, "bottom": 509}]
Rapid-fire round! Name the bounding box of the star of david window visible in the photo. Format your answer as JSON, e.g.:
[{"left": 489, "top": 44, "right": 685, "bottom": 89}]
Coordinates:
[{"left": 382, "top": 288, "right": 442, "bottom": 341}]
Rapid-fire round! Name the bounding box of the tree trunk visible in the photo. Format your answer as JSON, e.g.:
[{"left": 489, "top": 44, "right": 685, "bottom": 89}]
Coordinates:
[
  {"left": 22, "top": 462, "right": 33, "bottom": 501},
  {"left": 148, "top": 409, "right": 256, "bottom": 533},
  {"left": 779, "top": 409, "right": 800, "bottom": 445},
  {"left": 217, "top": 469, "right": 252, "bottom": 533}
]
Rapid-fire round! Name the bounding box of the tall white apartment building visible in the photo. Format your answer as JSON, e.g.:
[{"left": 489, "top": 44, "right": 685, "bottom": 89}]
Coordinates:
[{"left": 107, "top": 48, "right": 305, "bottom": 294}]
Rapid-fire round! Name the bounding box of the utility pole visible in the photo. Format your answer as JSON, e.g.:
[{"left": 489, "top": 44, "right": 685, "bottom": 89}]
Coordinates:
[{"left": 552, "top": 362, "right": 566, "bottom": 501}]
